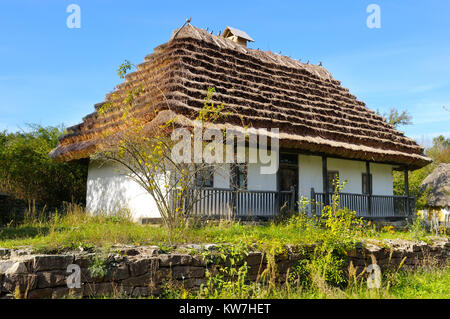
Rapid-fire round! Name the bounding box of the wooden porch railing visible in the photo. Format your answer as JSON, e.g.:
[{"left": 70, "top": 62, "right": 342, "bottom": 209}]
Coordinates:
[
  {"left": 170, "top": 187, "right": 295, "bottom": 219},
  {"left": 310, "top": 188, "right": 416, "bottom": 218}
]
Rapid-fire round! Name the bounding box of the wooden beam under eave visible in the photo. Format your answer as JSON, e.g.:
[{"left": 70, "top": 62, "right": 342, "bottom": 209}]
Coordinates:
[
  {"left": 404, "top": 169, "right": 410, "bottom": 215},
  {"left": 322, "top": 155, "right": 329, "bottom": 206},
  {"left": 366, "top": 161, "right": 372, "bottom": 216}
]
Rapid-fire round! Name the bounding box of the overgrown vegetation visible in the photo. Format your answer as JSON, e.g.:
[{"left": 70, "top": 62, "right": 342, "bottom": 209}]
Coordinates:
[{"left": 156, "top": 260, "right": 449, "bottom": 299}]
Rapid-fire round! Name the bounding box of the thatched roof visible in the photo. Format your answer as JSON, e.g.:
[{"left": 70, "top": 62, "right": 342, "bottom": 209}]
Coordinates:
[
  {"left": 421, "top": 163, "right": 450, "bottom": 208},
  {"left": 50, "top": 24, "right": 431, "bottom": 169}
]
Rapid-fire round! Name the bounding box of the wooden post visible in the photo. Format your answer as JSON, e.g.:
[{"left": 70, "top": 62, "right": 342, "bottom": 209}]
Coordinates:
[
  {"left": 404, "top": 169, "right": 410, "bottom": 216},
  {"left": 366, "top": 161, "right": 372, "bottom": 216},
  {"left": 322, "top": 156, "right": 329, "bottom": 206},
  {"left": 289, "top": 186, "right": 295, "bottom": 211},
  {"left": 276, "top": 158, "right": 281, "bottom": 215},
  {"left": 310, "top": 187, "right": 316, "bottom": 216}
]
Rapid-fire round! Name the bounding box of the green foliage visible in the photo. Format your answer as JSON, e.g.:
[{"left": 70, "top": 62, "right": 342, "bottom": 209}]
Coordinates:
[
  {"left": 117, "top": 60, "right": 135, "bottom": 79},
  {"left": 196, "top": 87, "right": 228, "bottom": 123},
  {"left": 426, "top": 135, "right": 450, "bottom": 164},
  {"left": 199, "top": 243, "right": 252, "bottom": 299},
  {"left": 156, "top": 265, "right": 449, "bottom": 299},
  {"left": 376, "top": 108, "right": 412, "bottom": 127},
  {"left": 88, "top": 254, "right": 108, "bottom": 279},
  {"left": 0, "top": 202, "right": 439, "bottom": 252},
  {"left": 385, "top": 266, "right": 450, "bottom": 298},
  {"left": 407, "top": 213, "right": 429, "bottom": 241},
  {"left": 0, "top": 124, "right": 87, "bottom": 207},
  {"left": 393, "top": 168, "right": 431, "bottom": 209},
  {"left": 387, "top": 108, "right": 412, "bottom": 127},
  {"left": 393, "top": 134, "right": 450, "bottom": 210}
]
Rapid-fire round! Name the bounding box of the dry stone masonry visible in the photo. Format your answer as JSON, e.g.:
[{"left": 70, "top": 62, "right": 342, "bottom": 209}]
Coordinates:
[{"left": 0, "top": 239, "right": 448, "bottom": 299}]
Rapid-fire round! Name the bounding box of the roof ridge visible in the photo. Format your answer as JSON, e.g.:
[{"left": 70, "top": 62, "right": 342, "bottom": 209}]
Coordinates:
[{"left": 169, "top": 24, "right": 335, "bottom": 82}]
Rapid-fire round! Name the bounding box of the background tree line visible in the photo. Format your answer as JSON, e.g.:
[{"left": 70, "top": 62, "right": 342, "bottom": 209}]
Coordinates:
[{"left": 0, "top": 124, "right": 88, "bottom": 208}]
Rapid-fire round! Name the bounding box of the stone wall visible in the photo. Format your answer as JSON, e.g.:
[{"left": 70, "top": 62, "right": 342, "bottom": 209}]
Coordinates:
[{"left": 0, "top": 239, "right": 448, "bottom": 299}]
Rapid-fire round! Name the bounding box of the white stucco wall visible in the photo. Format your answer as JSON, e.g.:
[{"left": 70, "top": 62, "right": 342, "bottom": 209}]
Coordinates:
[
  {"left": 298, "top": 155, "right": 394, "bottom": 198},
  {"left": 86, "top": 151, "right": 394, "bottom": 220},
  {"left": 298, "top": 154, "right": 323, "bottom": 200},
  {"left": 370, "top": 163, "right": 394, "bottom": 196},
  {"left": 86, "top": 144, "right": 278, "bottom": 221},
  {"left": 238, "top": 145, "right": 278, "bottom": 191},
  {"left": 247, "top": 162, "right": 277, "bottom": 191},
  {"left": 86, "top": 160, "right": 161, "bottom": 221},
  {"left": 327, "top": 158, "right": 365, "bottom": 194}
]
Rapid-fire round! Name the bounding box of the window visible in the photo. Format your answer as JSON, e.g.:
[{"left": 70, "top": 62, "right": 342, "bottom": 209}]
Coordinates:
[
  {"left": 327, "top": 171, "right": 339, "bottom": 193},
  {"left": 280, "top": 153, "right": 298, "bottom": 165},
  {"left": 362, "top": 173, "right": 373, "bottom": 195},
  {"left": 231, "top": 164, "right": 247, "bottom": 190},
  {"left": 196, "top": 168, "right": 214, "bottom": 188}
]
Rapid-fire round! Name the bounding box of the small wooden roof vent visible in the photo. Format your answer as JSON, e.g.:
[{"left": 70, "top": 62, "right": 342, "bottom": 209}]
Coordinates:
[{"left": 222, "top": 26, "right": 254, "bottom": 47}]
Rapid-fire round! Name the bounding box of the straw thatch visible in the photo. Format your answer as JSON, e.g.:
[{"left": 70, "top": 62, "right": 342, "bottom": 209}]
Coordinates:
[
  {"left": 421, "top": 163, "right": 450, "bottom": 208},
  {"left": 49, "top": 24, "right": 431, "bottom": 169}
]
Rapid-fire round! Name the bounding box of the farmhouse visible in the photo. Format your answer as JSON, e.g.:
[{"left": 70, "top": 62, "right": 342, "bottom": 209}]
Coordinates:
[{"left": 50, "top": 23, "right": 431, "bottom": 222}]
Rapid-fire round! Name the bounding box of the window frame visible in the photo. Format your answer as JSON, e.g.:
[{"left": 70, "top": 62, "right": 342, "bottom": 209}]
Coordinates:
[
  {"left": 196, "top": 167, "right": 214, "bottom": 188},
  {"left": 231, "top": 164, "right": 247, "bottom": 190}
]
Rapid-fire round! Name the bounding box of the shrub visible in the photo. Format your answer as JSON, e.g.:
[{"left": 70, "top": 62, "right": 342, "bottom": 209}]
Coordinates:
[{"left": 0, "top": 125, "right": 87, "bottom": 208}]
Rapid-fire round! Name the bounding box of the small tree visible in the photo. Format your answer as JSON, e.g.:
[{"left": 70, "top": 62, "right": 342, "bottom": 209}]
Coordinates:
[
  {"left": 95, "top": 61, "right": 239, "bottom": 228},
  {"left": 376, "top": 108, "right": 412, "bottom": 128},
  {"left": 387, "top": 108, "right": 412, "bottom": 127}
]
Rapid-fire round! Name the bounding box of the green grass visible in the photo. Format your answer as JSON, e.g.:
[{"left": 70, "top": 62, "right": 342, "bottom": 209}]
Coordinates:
[
  {"left": 147, "top": 265, "right": 450, "bottom": 299},
  {"left": 386, "top": 267, "right": 450, "bottom": 298},
  {"left": 0, "top": 204, "right": 445, "bottom": 253}
]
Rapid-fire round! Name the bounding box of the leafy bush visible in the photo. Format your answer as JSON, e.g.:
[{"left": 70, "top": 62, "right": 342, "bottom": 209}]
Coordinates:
[
  {"left": 0, "top": 125, "right": 87, "bottom": 207},
  {"left": 88, "top": 254, "right": 109, "bottom": 279},
  {"left": 407, "top": 213, "right": 429, "bottom": 240}
]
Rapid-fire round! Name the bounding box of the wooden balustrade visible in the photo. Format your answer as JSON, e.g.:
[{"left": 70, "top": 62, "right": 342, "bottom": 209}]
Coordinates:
[
  {"left": 310, "top": 189, "right": 415, "bottom": 218},
  {"left": 169, "top": 187, "right": 414, "bottom": 219},
  {"left": 170, "top": 187, "right": 295, "bottom": 218}
]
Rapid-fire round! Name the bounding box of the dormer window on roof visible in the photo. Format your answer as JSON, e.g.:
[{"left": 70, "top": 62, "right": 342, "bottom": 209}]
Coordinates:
[{"left": 222, "top": 26, "right": 254, "bottom": 47}]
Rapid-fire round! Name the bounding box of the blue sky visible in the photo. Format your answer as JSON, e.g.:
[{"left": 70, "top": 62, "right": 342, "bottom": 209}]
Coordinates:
[{"left": 1, "top": 0, "right": 449, "bottom": 146}]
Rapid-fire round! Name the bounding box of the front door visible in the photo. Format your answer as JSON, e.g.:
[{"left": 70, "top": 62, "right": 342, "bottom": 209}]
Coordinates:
[
  {"left": 278, "top": 153, "right": 299, "bottom": 209},
  {"left": 279, "top": 167, "right": 298, "bottom": 191}
]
